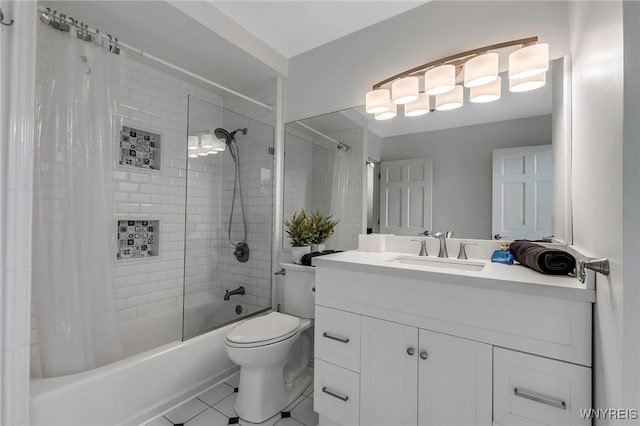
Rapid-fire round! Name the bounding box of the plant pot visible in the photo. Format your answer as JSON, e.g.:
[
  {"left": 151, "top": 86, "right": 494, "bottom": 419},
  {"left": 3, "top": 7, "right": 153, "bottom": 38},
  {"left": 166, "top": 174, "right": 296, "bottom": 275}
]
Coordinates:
[
  {"left": 291, "top": 245, "right": 311, "bottom": 264},
  {"left": 311, "top": 243, "right": 326, "bottom": 252}
]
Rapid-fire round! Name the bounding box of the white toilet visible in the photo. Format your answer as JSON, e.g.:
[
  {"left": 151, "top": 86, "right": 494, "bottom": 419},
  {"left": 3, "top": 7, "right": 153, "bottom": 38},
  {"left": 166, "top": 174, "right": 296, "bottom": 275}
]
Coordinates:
[{"left": 225, "top": 262, "right": 315, "bottom": 423}]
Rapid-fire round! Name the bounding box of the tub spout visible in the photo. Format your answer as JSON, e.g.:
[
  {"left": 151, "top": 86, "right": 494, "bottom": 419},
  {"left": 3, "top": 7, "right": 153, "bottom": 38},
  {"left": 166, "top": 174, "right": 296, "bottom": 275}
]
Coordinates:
[{"left": 224, "top": 286, "right": 245, "bottom": 301}]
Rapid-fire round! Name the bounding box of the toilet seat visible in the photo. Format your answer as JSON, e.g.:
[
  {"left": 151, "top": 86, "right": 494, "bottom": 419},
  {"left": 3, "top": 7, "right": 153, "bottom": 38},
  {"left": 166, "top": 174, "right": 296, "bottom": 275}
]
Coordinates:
[{"left": 226, "top": 312, "right": 301, "bottom": 348}]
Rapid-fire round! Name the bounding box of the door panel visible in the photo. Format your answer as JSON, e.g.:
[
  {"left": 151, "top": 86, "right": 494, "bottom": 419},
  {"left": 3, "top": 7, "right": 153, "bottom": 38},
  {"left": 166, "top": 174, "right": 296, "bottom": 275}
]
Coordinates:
[
  {"left": 418, "top": 329, "right": 492, "bottom": 426},
  {"left": 380, "top": 158, "right": 433, "bottom": 235},
  {"left": 493, "top": 145, "right": 553, "bottom": 240},
  {"left": 361, "top": 317, "right": 418, "bottom": 426}
]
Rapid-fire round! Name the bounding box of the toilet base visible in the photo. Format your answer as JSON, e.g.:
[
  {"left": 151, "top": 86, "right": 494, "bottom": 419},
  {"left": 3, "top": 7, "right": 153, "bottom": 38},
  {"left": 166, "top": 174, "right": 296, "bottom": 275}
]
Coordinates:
[
  {"left": 236, "top": 369, "right": 312, "bottom": 424},
  {"left": 235, "top": 366, "right": 286, "bottom": 423}
]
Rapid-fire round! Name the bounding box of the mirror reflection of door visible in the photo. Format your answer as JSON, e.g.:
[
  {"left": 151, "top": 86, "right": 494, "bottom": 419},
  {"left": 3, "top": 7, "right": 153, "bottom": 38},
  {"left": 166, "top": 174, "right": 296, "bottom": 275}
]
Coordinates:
[
  {"left": 492, "top": 145, "right": 553, "bottom": 240},
  {"left": 379, "top": 158, "right": 433, "bottom": 236},
  {"left": 366, "top": 160, "right": 380, "bottom": 234}
]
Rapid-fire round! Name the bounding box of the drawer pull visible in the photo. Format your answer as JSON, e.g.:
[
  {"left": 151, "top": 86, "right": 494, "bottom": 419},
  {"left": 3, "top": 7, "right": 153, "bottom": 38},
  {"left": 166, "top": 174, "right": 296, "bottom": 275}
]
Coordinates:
[
  {"left": 323, "top": 332, "right": 349, "bottom": 344},
  {"left": 322, "top": 386, "right": 349, "bottom": 402},
  {"left": 514, "top": 388, "right": 566, "bottom": 410}
]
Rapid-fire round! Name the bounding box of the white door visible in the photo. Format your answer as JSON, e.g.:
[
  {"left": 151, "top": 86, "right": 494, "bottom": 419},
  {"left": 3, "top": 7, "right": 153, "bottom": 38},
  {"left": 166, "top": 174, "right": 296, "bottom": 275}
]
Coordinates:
[
  {"left": 492, "top": 145, "right": 553, "bottom": 240},
  {"left": 380, "top": 158, "right": 433, "bottom": 236},
  {"left": 418, "top": 329, "right": 493, "bottom": 426},
  {"left": 361, "top": 317, "right": 418, "bottom": 426}
]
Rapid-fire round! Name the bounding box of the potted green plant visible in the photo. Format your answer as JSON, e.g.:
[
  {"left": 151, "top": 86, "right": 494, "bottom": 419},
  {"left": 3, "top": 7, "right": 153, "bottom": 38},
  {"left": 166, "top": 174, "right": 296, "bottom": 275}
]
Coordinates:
[
  {"left": 310, "top": 212, "right": 339, "bottom": 252},
  {"left": 284, "top": 210, "right": 314, "bottom": 263}
]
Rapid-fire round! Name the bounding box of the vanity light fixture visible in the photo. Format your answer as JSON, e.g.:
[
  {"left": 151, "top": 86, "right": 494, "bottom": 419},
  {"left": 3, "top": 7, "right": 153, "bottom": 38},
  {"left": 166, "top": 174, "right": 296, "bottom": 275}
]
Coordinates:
[
  {"left": 188, "top": 152, "right": 198, "bottom": 158},
  {"left": 425, "top": 64, "right": 456, "bottom": 96},
  {"left": 200, "top": 133, "right": 215, "bottom": 149},
  {"left": 435, "top": 85, "right": 464, "bottom": 111},
  {"left": 509, "top": 43, "right": 549, "bottom": 80},
  {"left": 364, "top": 37, "right": 548, "bottom": 121},
  {"left": 464, "top": 52, "right": 499, "bottom": 88},
  {"left": 391, "top": 76, "right": 419, "bottom": 104},
  {"left": 212, "top": 138, "right": 226, "bottom": 152},
  {"left": 375, "top": 103, "right": 397, "bottom": 120},
  {"left": 404, "top": 93, "right": 430, "bottom": 117},
  {"left": 188, "top": 135, "right": 199, "bottom": 151},
  {"left": 470, "top": 76, "right": 502, "bottom": 103},
  {"left": 365, "top": 88, "right": 391, "bottom": 114},
  {"left": 509, "top": 72, "right": 546, "bottom": 93}
]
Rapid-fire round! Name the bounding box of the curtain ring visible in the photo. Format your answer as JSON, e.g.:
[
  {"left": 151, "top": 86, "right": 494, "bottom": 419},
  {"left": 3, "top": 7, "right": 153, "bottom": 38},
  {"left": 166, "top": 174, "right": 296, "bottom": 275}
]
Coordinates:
[{"left": 1, "top": 8, "right": 15, "bottom": 26}]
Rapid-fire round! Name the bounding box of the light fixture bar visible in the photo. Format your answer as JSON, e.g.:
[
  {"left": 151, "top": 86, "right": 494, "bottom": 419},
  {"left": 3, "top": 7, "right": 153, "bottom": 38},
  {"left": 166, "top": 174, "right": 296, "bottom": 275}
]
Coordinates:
[{"left": 372, "top": 36, "right": 538, "bottom": 90}]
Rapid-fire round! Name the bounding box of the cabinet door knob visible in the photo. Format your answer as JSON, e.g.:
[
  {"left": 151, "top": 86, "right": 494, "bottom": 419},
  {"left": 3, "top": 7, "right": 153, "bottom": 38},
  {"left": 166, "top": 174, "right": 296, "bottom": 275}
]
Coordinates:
[
  {"left": 407, "top": 347, "right": 415, "bottom": 356},
  {"left": 420, "top": 351, "right": 428, "bottom": 360}
]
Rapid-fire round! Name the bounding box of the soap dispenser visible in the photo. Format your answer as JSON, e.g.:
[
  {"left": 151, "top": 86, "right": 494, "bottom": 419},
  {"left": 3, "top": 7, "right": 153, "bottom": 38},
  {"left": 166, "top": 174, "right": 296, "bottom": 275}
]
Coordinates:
[{"left": 491, "top": 242, "right": 514, "bottom": 265}]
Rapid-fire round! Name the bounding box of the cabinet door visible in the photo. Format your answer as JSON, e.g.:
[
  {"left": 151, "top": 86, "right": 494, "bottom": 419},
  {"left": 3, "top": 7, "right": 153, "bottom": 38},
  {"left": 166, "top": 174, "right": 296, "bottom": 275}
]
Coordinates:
[
  {"left": 418, "top": 329, "right": 492, "bottom": 426},
  {"left": 361, "top": 316, "right": 418, "bottom": 426}
]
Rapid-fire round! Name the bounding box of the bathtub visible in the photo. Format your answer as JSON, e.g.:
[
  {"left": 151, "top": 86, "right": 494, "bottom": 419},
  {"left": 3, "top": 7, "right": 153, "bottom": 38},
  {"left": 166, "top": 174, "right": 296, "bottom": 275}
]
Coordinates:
[{"left": 30, "top": 300, "right": 268, "bottom": 426}]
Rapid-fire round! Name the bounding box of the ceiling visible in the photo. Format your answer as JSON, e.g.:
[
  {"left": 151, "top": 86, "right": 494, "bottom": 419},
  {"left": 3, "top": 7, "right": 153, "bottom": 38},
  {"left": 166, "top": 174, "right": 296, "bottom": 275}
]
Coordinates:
[{"left": 209, "top": 1, "right": 428, "bottom": 58}]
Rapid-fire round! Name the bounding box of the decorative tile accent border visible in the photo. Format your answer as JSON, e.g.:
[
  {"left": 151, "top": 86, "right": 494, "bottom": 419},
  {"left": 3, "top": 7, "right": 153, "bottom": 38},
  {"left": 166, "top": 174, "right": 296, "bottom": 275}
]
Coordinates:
[
  {"left": 119, "top": 125, "right": 161, "bottom": 170},
  {"left": 117, "top": 220, "right": 159, "bottom": 260}
]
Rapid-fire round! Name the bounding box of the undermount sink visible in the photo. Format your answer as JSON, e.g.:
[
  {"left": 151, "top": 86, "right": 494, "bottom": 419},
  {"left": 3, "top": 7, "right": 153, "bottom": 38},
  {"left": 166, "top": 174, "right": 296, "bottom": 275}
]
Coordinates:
[{"left": 387, "top": 256, "right": 486, "bottom": 272}]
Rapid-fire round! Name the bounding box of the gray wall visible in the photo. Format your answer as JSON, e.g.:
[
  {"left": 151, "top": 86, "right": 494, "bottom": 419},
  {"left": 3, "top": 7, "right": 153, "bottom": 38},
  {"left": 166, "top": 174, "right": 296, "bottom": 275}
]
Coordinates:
[
  {"left": 381, "top": 115, "right": 551, "bottom": 239},
  {"left": 568, "top": 1, "right": 624, "bottom": 418}
]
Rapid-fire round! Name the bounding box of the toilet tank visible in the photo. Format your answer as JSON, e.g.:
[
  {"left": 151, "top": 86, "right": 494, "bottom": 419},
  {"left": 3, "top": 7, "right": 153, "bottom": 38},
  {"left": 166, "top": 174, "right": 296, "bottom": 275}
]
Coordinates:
[{"left": 280, "top": 262, "right": 315, "bottom": 319}]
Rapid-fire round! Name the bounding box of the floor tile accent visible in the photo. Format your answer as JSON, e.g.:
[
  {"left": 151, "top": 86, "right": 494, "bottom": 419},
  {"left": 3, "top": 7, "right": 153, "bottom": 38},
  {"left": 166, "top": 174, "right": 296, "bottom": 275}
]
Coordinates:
[
  {"left": 184, "top": 408, "right": 229, "bottom": 426},
  {"left": 197, "top": 382, "right": 235, "bottom": 407},
  {"left": 164, "top": 398, "right": 209, "bottom": 424}
]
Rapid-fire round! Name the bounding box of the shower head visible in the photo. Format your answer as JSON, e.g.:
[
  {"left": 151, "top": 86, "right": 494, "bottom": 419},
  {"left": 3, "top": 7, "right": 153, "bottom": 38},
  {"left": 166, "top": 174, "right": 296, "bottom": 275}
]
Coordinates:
[{"left": 214, "top": 127, "right": 248, "bottom": 144}]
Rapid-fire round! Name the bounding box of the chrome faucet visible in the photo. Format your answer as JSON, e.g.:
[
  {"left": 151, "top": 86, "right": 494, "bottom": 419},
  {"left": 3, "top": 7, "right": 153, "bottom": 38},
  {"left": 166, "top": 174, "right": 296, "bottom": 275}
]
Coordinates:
[
  {"left": 433, "top": 232, "right": 448, "bottom": 258},
  {"left": 457, "top": 242, "right": 478, "bottom": 260},
  {"left": 224, "top": 286, "right": 245, "bottom": 301},
  {"left": 411, "top": 239, "right": 429, "bottom": 257}
]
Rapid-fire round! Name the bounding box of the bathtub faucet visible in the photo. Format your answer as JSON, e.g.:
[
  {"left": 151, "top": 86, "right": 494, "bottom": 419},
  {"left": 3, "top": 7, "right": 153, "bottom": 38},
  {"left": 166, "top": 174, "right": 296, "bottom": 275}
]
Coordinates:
[{"left": 224, "top": 286, "right": 245, "bottom": 301}]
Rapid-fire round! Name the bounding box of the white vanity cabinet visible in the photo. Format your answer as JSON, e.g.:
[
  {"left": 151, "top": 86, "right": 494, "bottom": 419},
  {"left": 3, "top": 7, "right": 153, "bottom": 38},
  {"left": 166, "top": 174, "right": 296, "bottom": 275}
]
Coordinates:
[
  {"left": 360, "top": 317, "right": 492, "bottom": 426},
  {"left": 313, "top": 259, "right": 594, "bottom": 426}
]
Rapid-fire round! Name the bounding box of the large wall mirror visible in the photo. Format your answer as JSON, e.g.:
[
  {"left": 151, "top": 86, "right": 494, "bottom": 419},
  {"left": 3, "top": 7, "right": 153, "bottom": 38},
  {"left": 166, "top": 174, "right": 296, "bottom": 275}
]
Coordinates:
[{"left": 284, "top": 56, "right": 571, "bottom": 247}]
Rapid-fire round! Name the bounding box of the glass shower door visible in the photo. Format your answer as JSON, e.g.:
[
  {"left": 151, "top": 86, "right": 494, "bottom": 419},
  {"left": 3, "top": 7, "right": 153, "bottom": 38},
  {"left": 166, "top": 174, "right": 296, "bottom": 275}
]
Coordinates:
[{"left": 182, "top": 95, "right": 274, "bottom": 339}]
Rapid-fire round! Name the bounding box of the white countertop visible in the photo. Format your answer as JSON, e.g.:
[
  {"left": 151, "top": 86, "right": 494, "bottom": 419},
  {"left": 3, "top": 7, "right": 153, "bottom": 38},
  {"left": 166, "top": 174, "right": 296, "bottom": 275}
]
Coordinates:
[{"left": 313, "top": 250, "right": 595, "bottom": 303}]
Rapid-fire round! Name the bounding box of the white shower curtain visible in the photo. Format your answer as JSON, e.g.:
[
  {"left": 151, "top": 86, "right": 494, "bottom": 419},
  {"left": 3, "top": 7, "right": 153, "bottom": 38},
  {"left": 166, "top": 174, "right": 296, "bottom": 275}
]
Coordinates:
[
  {"left": 33, "top": 29, "right": 122, "bottom": 377},
  {"left": 327, "top": 148, "right": 352, "bottom": 250}
]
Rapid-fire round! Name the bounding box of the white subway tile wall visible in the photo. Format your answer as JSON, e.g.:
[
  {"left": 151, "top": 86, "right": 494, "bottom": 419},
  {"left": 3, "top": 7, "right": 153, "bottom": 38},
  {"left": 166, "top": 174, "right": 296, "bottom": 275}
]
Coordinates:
[{"left": 31, "top": 32, "right": 277, "bottom": 374}]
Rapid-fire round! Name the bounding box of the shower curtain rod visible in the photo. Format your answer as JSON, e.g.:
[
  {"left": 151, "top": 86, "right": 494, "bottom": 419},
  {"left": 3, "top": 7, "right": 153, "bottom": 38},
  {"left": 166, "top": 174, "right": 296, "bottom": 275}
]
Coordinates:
[
  {"left": 36, "top": 6, "right": 274, "bottom": 112},
  {"left": 295, "top": 121, "right": 352, "bottom": 151}
]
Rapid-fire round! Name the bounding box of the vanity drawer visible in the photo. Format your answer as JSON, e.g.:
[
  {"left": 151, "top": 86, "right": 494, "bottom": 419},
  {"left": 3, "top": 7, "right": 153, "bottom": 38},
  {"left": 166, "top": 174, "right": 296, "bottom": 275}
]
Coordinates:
[
  {"left": 315, "top": 305, "right": 361, "bottom": 372},
  {"left": 314, "top": 359, "right": 360, "bottom": 426},
  {"left": 494, "top": 348, "right": 591, "bottom": 426}
]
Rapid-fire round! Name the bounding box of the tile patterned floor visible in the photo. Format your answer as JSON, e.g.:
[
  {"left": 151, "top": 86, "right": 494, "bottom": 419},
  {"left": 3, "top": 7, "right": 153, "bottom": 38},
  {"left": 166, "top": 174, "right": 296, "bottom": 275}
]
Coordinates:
[{"left": 146, "top": 372, "right": 318, "bottom": 426}]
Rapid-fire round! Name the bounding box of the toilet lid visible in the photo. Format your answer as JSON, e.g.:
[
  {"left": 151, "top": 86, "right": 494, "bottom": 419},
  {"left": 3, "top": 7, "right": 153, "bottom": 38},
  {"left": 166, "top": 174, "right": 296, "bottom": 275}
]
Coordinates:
[{"left": 226, "top": 312, "right": 300, "bottom": 346}]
